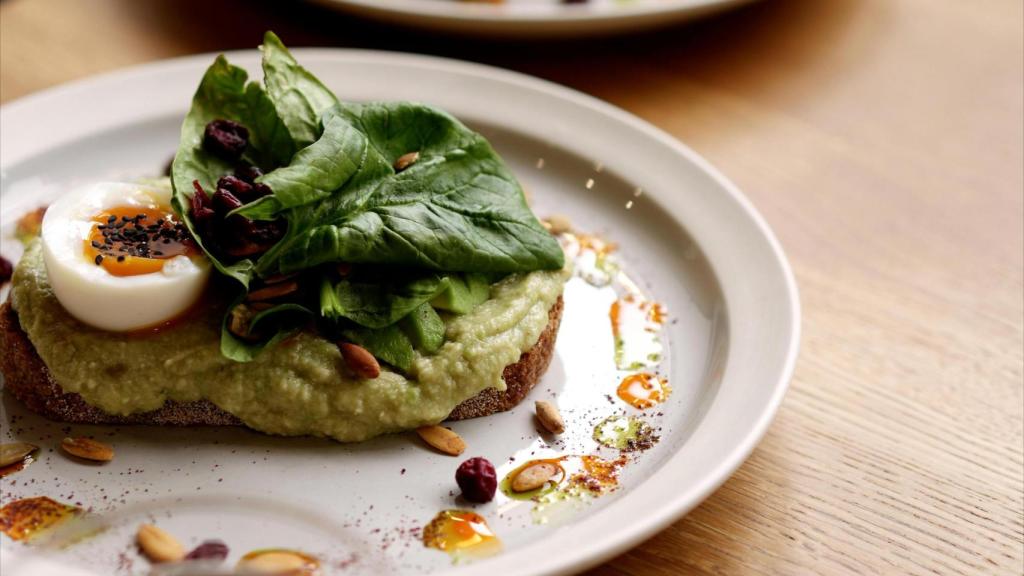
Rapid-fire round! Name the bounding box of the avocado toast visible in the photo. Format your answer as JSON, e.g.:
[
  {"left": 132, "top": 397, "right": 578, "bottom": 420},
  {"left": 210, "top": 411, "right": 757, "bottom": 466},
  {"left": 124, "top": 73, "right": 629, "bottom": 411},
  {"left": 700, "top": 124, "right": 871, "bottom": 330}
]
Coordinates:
[{"left": 0, "top": 33, "right": 568, "bottom": 442}]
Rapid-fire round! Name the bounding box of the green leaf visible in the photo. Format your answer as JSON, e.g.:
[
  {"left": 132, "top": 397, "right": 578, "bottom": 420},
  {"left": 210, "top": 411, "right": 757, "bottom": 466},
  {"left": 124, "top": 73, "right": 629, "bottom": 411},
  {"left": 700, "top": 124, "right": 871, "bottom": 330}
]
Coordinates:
[
  {"left": 322, "top": 269, "right": 449, "bottom": 329},
  {"left": 170, "top": 55, "right": 296, "bottom": 287},
  {"left": 260, "top": 31, "right": 339, "bottom": 149},
  {"left": 233, "top": 109, "right": 375, "bottom": 220},
  {"left": 220, "top": 301, "right": 313, "bottom": 362},
  {"left": 254, "top": 101, "right": 564, "bottom": 276},
  {"left": 343, "top": 324, "right": 415, "bottom": 373},
  {"left": 400, "top": 302, "right": 445, "bottom": 354}
]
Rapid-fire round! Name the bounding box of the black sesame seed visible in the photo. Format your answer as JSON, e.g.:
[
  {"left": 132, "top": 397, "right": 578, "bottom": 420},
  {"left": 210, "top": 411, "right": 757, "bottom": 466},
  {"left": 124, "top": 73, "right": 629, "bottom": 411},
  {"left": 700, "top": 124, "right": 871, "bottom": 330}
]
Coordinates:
[
  {"left": 117, "top": 255, "right": 125, "bottom": 262},
  {"left": 94, "top": 255, "right": 103, "bottom": 265},
  {"left": 107, "top": 215, "right": 117, "bottom": 223},
  {"left": 91, "top": 240, "right": 102, "bottom": 248}
]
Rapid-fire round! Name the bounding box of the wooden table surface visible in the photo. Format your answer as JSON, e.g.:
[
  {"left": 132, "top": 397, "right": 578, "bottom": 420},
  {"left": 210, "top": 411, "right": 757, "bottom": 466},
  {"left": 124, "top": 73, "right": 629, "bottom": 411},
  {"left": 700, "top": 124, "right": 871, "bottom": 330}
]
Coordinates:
[{"left": 2, "top": 0, "right": 1022, "bottom": 573}]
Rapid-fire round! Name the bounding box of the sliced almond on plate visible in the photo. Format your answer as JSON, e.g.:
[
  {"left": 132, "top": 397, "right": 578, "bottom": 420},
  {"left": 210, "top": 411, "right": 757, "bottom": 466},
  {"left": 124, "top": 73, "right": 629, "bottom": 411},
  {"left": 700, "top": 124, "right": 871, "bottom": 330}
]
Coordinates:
[
  {"left": 0, "top": 442, "right": 38, "bottom": 467},
  {"left": 416, "top": 425, "right": 465, "bottom": 456},
  {"left": 237, "top": 549, "right": 320, "bottom": 575},
  {"left": 61, "top": 437, "right": 114, "bottom": 462},
  {"left": 511, "top": 462, "right": 560, "bottom": 493},
  {"left": 136, "top": 524, "right": 185, "bottom": 563},
  {"left": 535, "top": 401, "right": 565, "bottom": 435}
]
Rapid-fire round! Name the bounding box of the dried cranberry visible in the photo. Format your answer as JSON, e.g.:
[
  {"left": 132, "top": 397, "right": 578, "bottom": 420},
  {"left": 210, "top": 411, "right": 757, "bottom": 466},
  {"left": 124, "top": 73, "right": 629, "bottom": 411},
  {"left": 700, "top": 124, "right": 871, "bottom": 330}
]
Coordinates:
[
  {"left": 252, "top": 183, "right": 273, "bottom": 199},
  {"left": 234, "top": 164, "right": 263, "bottom": 183},
  {"left": 217, "top": 174, "right": 253, "bottom": 198},
  {"left": 203, "top": 119, "right": 249, "bottom": 161},
  {"left": 455, "top": 457, "right": 497, "bottom": 503},
  {"left": 222, "top": 217, "right": 284, "bottom": 257},
  {"left": 190, "top": 181, "right": 216, "bottom": 221},
  {"left": 0, "top": 255, "right": 12, "bottom": 285},
  {"left": 184, "top": 540, "right": 229, "bottom": 562},
  {"left": 212, "top": 188, "right": 243, "bottom": 214}
]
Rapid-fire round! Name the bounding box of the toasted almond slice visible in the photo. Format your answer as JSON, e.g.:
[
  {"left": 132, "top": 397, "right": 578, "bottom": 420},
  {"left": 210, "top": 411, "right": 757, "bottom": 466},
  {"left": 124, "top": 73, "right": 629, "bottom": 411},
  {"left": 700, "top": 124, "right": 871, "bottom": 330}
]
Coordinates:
[
  {"left": 339, "top": 343, "right": 381, "bottom": 379},
  {"left": 511, "top": 462, "right": 560, "bottom": 493},
  {"left": 136, "top": 524, "right": 185, "bottom": 563},
  {"left": 237, "top": 549, "right": 320, "bottom": 575},
  {"left": 535, "top": 401, "right": 565, "bottom": 435},
  {"left": 0, "top": 442, "right": 38, "bottom": 467},
  {"left": 416, "top": 425, "right": 465, "bottom": 456},
  {"left": 393, "top": 151, "right": 420, "bottom": 172},
  {"left": 246, "top": 280, "right": 299, "bottom": 302},
  {"left": 544, "top": 214, "right": 572, "bottom": 235},
  {"left": 61, "top": 437, "right": 114, "bottom": 462}
]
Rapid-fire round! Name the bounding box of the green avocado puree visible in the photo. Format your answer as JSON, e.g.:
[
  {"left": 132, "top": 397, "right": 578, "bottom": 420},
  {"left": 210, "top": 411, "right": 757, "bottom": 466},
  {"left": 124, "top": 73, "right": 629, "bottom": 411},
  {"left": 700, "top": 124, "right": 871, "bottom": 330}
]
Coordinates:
[{"left": 10, "top": 241, "right": 567, "bottom": 442}]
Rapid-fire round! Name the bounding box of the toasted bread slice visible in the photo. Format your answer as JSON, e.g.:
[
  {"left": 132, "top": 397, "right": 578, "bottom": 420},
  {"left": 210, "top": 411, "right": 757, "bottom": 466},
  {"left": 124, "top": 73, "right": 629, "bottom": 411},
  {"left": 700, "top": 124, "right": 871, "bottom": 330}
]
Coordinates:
[{"left": 0, "top": 296, "right": 562, "bottom": 427}]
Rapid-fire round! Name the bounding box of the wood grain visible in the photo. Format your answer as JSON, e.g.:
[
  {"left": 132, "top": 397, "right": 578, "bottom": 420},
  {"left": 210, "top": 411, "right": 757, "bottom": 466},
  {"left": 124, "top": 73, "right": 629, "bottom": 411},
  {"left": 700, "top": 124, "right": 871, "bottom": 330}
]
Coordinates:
[{"left": 2, "top": 0, "right": 1021, "bottom": 574}]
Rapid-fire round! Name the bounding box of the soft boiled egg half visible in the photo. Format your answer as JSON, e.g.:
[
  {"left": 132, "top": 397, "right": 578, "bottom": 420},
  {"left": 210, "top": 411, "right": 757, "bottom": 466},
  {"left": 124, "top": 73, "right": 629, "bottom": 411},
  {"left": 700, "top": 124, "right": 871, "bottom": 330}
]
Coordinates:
[{"left": 41, "top": 181, "right": 211, "bottom": 331}]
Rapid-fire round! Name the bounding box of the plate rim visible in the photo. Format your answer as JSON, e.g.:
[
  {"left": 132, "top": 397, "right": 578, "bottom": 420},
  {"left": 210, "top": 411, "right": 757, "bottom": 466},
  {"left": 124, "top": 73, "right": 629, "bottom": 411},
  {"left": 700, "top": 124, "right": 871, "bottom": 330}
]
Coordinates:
[
  {"left": 0, "top": 49, "right": 800, "bottom": 576},
  {"left": 305, "top": 0, "right": 760, "bottom": 36}
]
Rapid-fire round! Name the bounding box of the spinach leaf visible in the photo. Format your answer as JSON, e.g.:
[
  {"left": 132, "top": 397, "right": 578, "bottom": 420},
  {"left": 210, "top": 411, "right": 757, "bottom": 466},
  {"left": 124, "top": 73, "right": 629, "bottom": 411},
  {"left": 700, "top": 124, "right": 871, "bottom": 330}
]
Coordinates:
[
  {"left": 221, "top": 301, "right": 313, "bottom": 362},
  {"left": 343, "top": 324, "right": 415, "bottom": 372},
  {"left": 260, "top": 31, "right": 339, "bottom": 150},
  {"left": 320, "top": 269, "right": 449, "bottom": 329},
  {"left": 170, "top": 55, "right": 296, "bottom": 287},
  {"left": 233, "top": 109, "right": 376, "bottom": 221},
  {"left": 252, "top": 101, "right": 564, "bottom": 275}
]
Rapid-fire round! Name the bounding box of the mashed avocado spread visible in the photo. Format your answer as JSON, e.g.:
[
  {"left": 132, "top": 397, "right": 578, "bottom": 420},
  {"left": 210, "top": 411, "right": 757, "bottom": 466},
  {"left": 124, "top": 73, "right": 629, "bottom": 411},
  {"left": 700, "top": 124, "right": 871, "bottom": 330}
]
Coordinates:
[{"left": 12, "top": 242, "right": 567, "bottom": 442}]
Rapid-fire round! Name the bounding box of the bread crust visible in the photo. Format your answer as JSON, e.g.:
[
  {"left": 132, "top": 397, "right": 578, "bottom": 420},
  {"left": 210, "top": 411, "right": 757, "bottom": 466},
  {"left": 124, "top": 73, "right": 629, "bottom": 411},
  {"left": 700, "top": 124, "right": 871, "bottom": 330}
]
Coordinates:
[{"left": 0, "top": 296, "right": 562, "bottom": 428}]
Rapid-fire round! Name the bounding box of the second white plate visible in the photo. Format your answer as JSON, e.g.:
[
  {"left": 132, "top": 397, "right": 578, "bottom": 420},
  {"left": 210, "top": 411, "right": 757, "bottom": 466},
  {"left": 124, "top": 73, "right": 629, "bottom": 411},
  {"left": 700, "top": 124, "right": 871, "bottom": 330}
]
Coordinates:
[{"left": 308, "top": 0, "right": 760, "bottom": 37}]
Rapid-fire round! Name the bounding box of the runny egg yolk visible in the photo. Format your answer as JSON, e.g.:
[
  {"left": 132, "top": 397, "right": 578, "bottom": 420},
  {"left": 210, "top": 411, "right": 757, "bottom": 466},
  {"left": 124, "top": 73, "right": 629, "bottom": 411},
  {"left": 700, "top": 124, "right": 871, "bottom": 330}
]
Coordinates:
[{"left": 83, "top": 206, "right": 197, "bottom": 277}]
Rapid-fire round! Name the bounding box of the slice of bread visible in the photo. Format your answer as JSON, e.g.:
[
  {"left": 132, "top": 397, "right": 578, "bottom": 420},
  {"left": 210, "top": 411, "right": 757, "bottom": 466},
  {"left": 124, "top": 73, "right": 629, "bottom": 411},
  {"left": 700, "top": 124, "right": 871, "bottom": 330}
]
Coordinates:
[{"left": 0, "top": 296, "right": 562, "bottom": 427}]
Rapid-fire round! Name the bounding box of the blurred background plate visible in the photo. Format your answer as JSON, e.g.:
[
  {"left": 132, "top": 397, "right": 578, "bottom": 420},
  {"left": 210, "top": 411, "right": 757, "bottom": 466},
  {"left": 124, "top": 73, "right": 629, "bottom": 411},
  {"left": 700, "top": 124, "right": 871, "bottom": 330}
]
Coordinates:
[{"left": 306, "top": 0, "right": 760, "bottom": 37}]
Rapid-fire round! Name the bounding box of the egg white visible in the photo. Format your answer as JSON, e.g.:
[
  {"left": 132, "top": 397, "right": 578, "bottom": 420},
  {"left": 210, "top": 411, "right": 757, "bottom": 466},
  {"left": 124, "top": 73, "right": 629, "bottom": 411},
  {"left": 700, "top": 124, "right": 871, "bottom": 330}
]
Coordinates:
[{"left": 41, "top": 181, "right": 211, "bottom": 331}]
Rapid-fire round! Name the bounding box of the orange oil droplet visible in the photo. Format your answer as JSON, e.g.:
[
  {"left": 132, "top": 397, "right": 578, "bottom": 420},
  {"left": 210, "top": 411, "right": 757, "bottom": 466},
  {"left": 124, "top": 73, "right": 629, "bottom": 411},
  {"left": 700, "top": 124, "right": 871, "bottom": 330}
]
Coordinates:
[
  {"left": 423, "top": 510, "right": 501, "bottom": 556},
  {"left": 616, "top": 373, "right": 672, "bottom": 409},
  {"left": 0, "top": 497, "right": 80, "bottom": 542},
  {"left": 572, "top": 455, "right": 628, "bottom": 494}
]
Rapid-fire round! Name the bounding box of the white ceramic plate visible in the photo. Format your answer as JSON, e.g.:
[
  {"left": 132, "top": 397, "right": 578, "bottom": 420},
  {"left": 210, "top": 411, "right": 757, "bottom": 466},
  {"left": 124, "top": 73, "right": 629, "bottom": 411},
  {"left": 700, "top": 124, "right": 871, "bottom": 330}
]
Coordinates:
[
  {"left": 0, "top": 50, "right": 798, "bottom": 575},
  {"left": 308, "top": 0, "right": 760, "bottom": 37}
]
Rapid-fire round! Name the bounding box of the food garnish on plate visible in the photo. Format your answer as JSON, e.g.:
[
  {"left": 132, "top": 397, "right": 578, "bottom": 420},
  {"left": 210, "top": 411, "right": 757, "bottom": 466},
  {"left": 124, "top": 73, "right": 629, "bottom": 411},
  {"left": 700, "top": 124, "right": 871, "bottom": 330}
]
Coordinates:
[{"left": 0, "top": 32, "right": 568, "bottom": 443}]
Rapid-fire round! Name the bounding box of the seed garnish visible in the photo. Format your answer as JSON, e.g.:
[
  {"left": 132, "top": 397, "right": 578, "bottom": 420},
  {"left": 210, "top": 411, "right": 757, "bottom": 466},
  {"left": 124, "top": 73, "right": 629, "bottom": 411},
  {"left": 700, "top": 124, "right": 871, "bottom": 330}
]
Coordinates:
[{"left": 60, "top": 437, "right": 114, "bottom": 462}]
